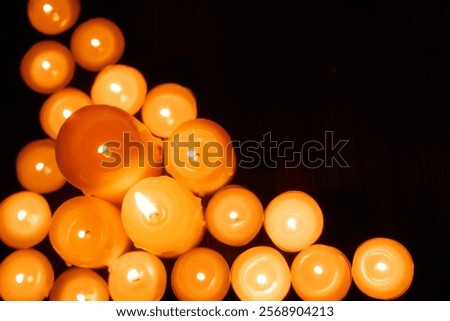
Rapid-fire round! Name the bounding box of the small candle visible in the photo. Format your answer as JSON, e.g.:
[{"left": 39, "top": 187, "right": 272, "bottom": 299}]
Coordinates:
[
  {"left": 20, "top": 40, "right": 75, "bottom": 94},
  {"left": 0, "top": 191, "right": 51, "bottom": 249},
  {"left": 351, "top": 237, "right": 414, "bottom": 300},
  {"left": 205, "top": 184, "right": 264, "bottom": 246},
  {"left": 49, "top": 195, "right": 131, "bottom": 268},
  {"left": 70, "top": 17, "right": 125, "bottom": 71},
  {"left": 121, "top": 175, "right": 205, "bottom": 258},
  {"left": 91, "top": 64, "right": 147, "bottom": 115},
  {"left": 231, "top": 246, "right": 291, "bottom": 301},
  {"left": 264, "top": 191, "right": 324, "bottom": 252},
  {"left": 171, "top": 247, "right": 230, "bottom": 301},
  {"left": 0, "top": 248, "right": 54, "bottom": 301},
  {"left": 108, "top": 250, "right": 166, "bottom": 301},
  {"left": 290, "top": 244, "right": 352, "bottom": 301},
  {"left": 49, "top": 267, "right": 110, "bottom": 301}
]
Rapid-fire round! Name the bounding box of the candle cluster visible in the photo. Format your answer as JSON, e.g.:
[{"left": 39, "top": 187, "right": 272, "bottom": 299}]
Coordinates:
[{"left": 0, "top": 0, "right": 414, "bottom": 301}]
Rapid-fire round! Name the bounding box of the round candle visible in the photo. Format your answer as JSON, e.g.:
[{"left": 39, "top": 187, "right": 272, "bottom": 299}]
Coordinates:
[
  {"left": 55, "top": 104, "right": 163, "bottom": 205},
  {"left": 49, "top": 267, "right": 110, "bottom": 301},
  {"left": 0, "top": 191, "right": 51, "bottom": 249},
  {"left": 20, "top": 40, "right": 75, "bottom": 94},
  {"left": 231, "top": 246, "right": 291, "bottom": 301},
  {"left": 0, "top": 248, "right": 54, "bottom": 301},
  {"left": 165, "top": 118, "right": 237, "bottom": 196},
  {"left": 108, "top": 250, "right": 166, "bottom": 301},
  {"left": 141, "top": 82, "right": 197, "bottom": 138},
  {"left": 16, "top": 138, "right": 67, "bottom": 194},
  {"left": 264, "top": 191, "right": 324, "bottom": 252},
  {"left": 121, "top": 175, "right": 205, "bottom": 258},
  {"left": 171, "top": 247, "right": 230, "bottom": 301},
  {"left": 205, "top": 185, "right": 264, "bottom": 246},
  {"left": 351, "top": 237, "right": 414, "bottom": 300},
  {"left": 91, "top": 64, "right": 147, "bottom": 115},
  {"left": 70, "top": 17, "right": 125, "bottom": 71},
  {"left": 290, "top": 244, "right": 352, "bottom": 301},
  {"left": 49, "top": 195, "right": 131, "bottom": 268},
  {"left": 40, "top": 87, "right": 93, "bottom": 139},
  {"left": 27, "top": 0, "right": 81, "bottom": 35}
]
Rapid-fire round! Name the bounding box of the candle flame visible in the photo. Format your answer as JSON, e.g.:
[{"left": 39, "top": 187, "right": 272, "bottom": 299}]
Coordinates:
[{"left": 134, "top": 192, "right": 160, "bottom": 221}]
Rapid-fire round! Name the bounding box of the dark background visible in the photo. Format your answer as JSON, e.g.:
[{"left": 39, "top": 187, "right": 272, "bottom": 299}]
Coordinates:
[{"left": 1, "top": 0, "right": 449, "bottom": 301}]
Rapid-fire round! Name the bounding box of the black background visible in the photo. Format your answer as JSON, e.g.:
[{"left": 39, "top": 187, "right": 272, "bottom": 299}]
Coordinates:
[{"left": 1, "top": 0, "right": 449, "bottom": 301}]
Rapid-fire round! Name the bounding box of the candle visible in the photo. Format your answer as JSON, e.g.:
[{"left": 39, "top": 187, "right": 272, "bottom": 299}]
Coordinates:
[
  {"left": 121, "top": 175, "right": 205, "bottom": 258},
  {"left": 16, "top": 138, "right": 67, "bottom": 194},
  {"left": 40, "top": 87, "right": 93, "bottom": 139},
  {"left": 165, "top": 118, "right": 237, "bottom": 196},
  {"left": 49, "top": 267, "right": 110, "bottom": 301},
  {"left": 290, "top": 244, "right": 352, "bottom": 301},
  {"left": 27, "top": 0, "right": 81, "bottom": 35},
  {"left": 230, "top": 246, "right": 291, "bottom": 301},
  {"left": 141, "top": 82, "right": 197, "bottom": 138},
  {"left": 351, "top": 237, "right": 414, "bottom": 300},
  {"left": 20, "top": 40, "right": 75, "bottom": 94},
  {"left": 108, "top": 250, "right": 166, "bottom": 301},
  {"left": 171, "top": 247, "right": 230, "bottom": 301},
  {"left": 91, "top": 64, "right": 147, "bottom": 115},
  {"left": 0, "top": 191, "right": 51, "bottom": 249},
  {"left": 205, "top": 184, "right": 264, "bottom": 246},
  {"left": 70, "top": 17, "right": 125, "bottom": 71},
  {"left": 264, "top": 191, "right": 324, "bottom": 252},
  {"left": 0, "top": 248, "right": 54, "bottom": 301},
  {"left": 55, "top": 104, "right": 163, "bottom": 205},
  {"left": 49, "top": 195, "right": 131, "bottom": 269}
]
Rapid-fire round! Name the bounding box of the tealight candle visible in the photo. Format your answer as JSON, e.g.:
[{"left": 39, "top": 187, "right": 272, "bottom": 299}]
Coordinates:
[
  {"left": 290, "top": 244, "right": 352, "bottom": 301},
  {"left": 49, "top": 267, "right": 110, "bottom": 301},
  {"left": 70, "top": 17, "right": 125, "bottom": 71},
  {"left": 0, "top": 248, "right": 54, "bottom": 301},
  {"left": 49, "top": 195, "right": 131, "bottom": 268},
  {"left": 91, "top": 64, "right": 147, "bottom": 115},
  {"left": 16, "top": 138, "right": 67, "bottom": 194},
  {"left": 171, "top": 247, "right": 230, "bottom": 301},
  {"left": 20, "top": 40, "right": 75, "bottom": 94},
  {"left": 40, "top": 87, "right": 93, "bottom": 139},
  {"left": 141, "top": 82, "right": 197, "bottom": 138},
  {"left": 108, "top": 250, "right": 166, "bottom": 301},
  {"left": 121, "top": 175, "right": 205, "bottom": 258},
  {"left": 264, "top": 191, "right": 324, "bottom": 252},
  {"left": 231, "top": 246, "right": 291, "bottom": 301},
  {"left": 351, "top": 237, "right": 414, "bottom": 300},
  {"left": 205, "top": 185, "right": 264, "bottom": 246},
  {"left": 0, "top": 191, "right": 51, "bottom": 249},
  {"left": 165, "top": 118, "right": 237, "bottom": 196}
]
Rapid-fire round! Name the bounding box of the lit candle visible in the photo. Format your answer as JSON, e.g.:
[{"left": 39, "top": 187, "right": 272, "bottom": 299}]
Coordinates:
[
  {"left": 141, "top": 82, "right": 197, "bottom": 138},
  {"left": 49, "top": 267, "right": 110, "bottom": 301},
  {"left": 205, "top": 184, "right": 264, "bottom": 246},
  {"left": 121, "top": 175, "right": 205, "bottom": 258},
  {"left": 16, "top": 138, "right": 67, "bottom": 194},
  {"left": 171, "top": 247, "right": 230, "bottom": 301},
  {"left": 49, "top": 195, "right": 131, "bottom": 268},
  {"left": 55, "top": 104, "right": 163, "bottom": 205},
  {"left": 108, "top": 250, "right": 166, "bottom": 301},
  {"left": 165, "top": 118, "right": 237, "bottom": 196},
  {"left": 70, "top": 17, "right": 125, "bottom": 71},
  {"left": 40, "top": 87, "right": 93, "bottom": 139},
  {"left": 27, "top": 0, "right": 81, "bottom": 35},
  {"left": 91, "top": 64, "right": 147, "bottom": 115},
  {"left": 264, "top": 191, "right": 324, "bottom": 252},
  {"left": 20, "top": 40, "right": 75, "bottom": 94},
  {"left": 230, "top": 246, "right": 291, "bottom": 301},
  {"left": 290, "top": 244, "right": 352, "bottom": 301},
  {"left": 351, "top": 237, "right": 414, "bottom": 300},
  {"left": 0, "top": 191, "right": 51, "bottom": 249},
  {"left": 0, "top": 248, "right": 54, "bottom": 301}
]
